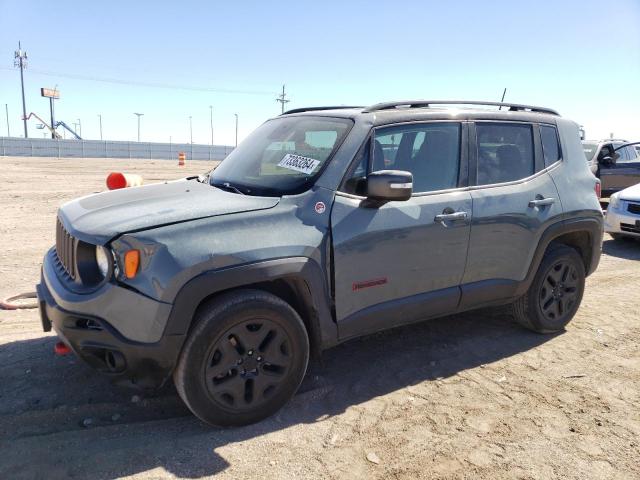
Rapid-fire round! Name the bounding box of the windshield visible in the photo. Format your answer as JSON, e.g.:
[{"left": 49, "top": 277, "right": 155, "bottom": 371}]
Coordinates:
[
  {"left": 209, "top": 116, "right": 353, "bottom": 196},
  {"left": 582, "top": 143, "right": 598, "bottom": 161}
]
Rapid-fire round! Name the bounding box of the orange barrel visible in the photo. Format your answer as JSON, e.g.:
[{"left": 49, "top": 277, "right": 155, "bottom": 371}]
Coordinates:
[
  {"left": 178, "top": 152, "right": 186, "bottom": 166},
  {"left": 106, "top": 172, "right": 143, "bottom": 190}
]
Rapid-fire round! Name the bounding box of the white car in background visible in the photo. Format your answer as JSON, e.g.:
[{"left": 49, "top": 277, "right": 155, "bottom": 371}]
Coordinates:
[{"left": 605, "top": 183, "right": 640, "bottom": 240}]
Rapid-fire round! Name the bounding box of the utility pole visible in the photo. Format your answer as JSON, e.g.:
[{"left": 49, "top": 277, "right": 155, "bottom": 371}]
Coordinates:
[
  {"left": 276, "top": 84, "right": 290, "bottom": 113},
  {"left": 189, "top": 116, "right": 193, "bottom": 144},
  {"left": 234, "top": 113, "right": 238, "bottom": 147},
  {"left": 77, "top": 118, "right": 82, "bottom": 138},
  {"left": 98, "top": 114, "right": 103, "bottom": 140},
  {"left": 14, "top": 42, "right": 28, "bottom": 138},
  {"left": 4, "top": 104, "right": 9, "bottom": 137},
  {"left": 209, "top": 106, "right": 213, "bottom": 145},
  {"left": 133, "top": 113, "right": 143, "bottom": 141}
]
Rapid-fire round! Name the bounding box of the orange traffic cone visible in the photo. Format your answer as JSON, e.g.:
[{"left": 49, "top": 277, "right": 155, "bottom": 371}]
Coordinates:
[
  {"left": 106, "top": 172, "right": 143, "bottom": 190},
  {"left": 178, "top": 152, "right": 186, "bottom": 166}
]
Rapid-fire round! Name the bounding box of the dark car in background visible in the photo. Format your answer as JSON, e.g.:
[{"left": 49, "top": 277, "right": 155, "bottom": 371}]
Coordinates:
[{"left": 583, "top": 139, "right": 640, "bottom": 197}]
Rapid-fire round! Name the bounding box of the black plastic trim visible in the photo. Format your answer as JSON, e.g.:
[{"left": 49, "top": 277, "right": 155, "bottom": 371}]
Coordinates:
[
  {"left": 338, "top": 286, "right": 460, "bottom": 341},
  {"left": 163, "top": 257, "right": 338, "bottom": 351},
  {"left": 282, "top": 106, "right": 364, "bottom": 115},
  {"left": 37, "top": 274, "right": 183, "bottom": 389}
]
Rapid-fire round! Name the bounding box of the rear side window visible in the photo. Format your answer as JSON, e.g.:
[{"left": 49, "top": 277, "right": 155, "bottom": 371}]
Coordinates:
[
  {"left": 476, "top": 123, "right": 534, "bottom": 185},
  {"left": 540, "top": 125, "right": 562, "bottom": 167}
]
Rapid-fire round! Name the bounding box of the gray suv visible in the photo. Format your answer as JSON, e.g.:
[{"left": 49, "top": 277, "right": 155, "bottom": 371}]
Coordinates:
[{"left": 37, "top": 101, "right": 603, "bottom": 426}]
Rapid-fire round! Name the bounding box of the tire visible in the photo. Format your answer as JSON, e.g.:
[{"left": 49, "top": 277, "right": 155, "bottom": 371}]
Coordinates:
[
  {"left": 173, "top": 289, "right": 309, "bottom": 427},
  {"left": 511, "top": 244, "right": 585, "bottom": 333}
]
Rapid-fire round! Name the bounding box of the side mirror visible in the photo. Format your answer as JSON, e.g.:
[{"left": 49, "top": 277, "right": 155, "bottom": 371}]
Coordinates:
[
  {"left": 600, "top": 155, "right": 616, "bottom": 166},
  {"left": 366, "top": 170, "right": 413, "bottom": 201}
]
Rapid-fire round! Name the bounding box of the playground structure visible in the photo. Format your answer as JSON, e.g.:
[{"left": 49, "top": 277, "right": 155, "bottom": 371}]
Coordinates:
[{"left": 23, "top": 112, "right": 82, "bottom": 140}]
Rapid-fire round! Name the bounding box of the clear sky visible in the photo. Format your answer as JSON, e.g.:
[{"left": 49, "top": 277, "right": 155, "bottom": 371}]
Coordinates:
[{"left": 1, "top": 0, "right": 639, "bottom": 145}]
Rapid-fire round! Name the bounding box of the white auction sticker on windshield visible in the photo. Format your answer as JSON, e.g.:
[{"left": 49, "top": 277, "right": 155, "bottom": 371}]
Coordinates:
[{"left": 277, "top": 154, "right": 320, "bottom": 175}]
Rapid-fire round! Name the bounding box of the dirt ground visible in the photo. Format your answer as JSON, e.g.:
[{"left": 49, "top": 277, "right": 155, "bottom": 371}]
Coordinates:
[{"left": 0, "top": 156, "right": 638, "bottom": 480}]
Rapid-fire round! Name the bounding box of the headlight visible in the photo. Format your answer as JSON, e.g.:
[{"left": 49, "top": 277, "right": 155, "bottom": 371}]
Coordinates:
[
  {"left": 609, "top": 194, "right": 620, "bottom": 210},
  {"left": 95, "top": 246, "right": 111, "bottom": 278}
]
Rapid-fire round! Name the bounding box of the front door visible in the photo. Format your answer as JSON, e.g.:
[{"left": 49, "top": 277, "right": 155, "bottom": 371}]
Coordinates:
[
  {"left": 600, "top": 144, "right": 640, "bottom": 194},
  {"left": 331, "top": 121, "right": 471, "bottom": 339}
]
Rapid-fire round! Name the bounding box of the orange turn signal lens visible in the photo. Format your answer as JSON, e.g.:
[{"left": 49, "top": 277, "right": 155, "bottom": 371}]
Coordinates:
[{"left": 124, "top": 250, "right": 140, "bottom": 279}]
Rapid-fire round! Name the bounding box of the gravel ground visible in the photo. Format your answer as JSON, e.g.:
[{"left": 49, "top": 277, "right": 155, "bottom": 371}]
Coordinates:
[{"left": 0, "top": 156, "right": 638, "bottom": 480}]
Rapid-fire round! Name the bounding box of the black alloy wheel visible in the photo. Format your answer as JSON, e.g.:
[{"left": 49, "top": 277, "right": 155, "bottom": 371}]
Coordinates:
[
  {"left": 204, "top": 317, "right": 293, "bottom": 411},
  {"left": 174, "top": 289, "right": 309, "bottom": 427},
  {"left": 538, "top": 260, "right": 580, "bottom": 322},
  {"left": 511, "top": 244, "right": 585, "bottom": 333}
]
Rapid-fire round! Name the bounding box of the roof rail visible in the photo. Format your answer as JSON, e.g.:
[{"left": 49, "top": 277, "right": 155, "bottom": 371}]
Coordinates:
[
  {"left": 281, "top": 106, "right": 363, "bottom": 115},
  {"left": 363, "top": 100, "right": 559, "bottom": 116}
]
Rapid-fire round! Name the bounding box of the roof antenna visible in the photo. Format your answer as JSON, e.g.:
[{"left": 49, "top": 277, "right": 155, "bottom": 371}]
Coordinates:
[{"left": 498, "top": 88, "right": 507, "bottom": 110}]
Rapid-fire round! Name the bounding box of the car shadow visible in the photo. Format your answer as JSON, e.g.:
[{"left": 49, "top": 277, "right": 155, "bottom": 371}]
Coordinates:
[
  {"left": 0, "top": 309, "right": 557, "bottom": 479},
  {"left": 601, "top": 237, "right": 640, "bottom": 260}
]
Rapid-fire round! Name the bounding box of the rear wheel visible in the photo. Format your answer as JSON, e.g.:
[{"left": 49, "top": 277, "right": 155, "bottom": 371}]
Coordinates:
[
  {"left": 174, "top": 289, "right": 309, "bottom": 427},
  {"left": 512, "top": 245, "right": 585, "bottom": 333}
]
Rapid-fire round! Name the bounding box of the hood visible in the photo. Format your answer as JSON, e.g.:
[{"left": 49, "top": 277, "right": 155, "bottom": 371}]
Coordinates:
[
  {"left": 618, "top": 183, "right": 640, "bottom": 201},
  {"left": 58, "top": 179, "right": 280, "bottom": 244}
]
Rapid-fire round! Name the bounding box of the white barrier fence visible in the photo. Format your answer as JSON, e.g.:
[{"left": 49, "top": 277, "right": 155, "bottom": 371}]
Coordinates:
[{"left": 0, "top": 137, "right": 234, "bottom": 161}]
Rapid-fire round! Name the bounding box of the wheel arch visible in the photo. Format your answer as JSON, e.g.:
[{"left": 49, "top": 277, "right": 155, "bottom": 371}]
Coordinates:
[
  {"left": 163, "top": 257, "right": 337, "bottom": 359},
  {"left": 516, "top": 214, "right": 603, "bottom": 297}
]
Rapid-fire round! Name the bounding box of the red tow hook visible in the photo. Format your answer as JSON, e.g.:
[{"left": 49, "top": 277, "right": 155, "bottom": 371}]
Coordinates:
[{"left": 54, "top": 341, "right": 72, "bottom": 356}]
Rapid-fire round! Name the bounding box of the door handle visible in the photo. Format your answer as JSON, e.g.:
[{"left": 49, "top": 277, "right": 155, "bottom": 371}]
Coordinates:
[
  {"left": 435, "top": 211, "right": 468, "bottom": 223},
  {"left": 528, "top": 197, "right": 555, "bottom": 208}
]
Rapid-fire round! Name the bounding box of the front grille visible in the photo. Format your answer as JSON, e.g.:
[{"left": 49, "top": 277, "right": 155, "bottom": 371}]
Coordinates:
[
  {"left": 627, "top": 202, "right": 640, "bottom": 215},
  {"left": 620, "top": 223, "right": 640, "bottom": 234},
  {"left": 56, "top": 217, "right": 77, "bottom": 280}
]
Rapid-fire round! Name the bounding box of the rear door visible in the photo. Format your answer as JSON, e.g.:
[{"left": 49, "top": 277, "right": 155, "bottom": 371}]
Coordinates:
[
  {"left": 460, "top": 121, "right": 563, "bottom": 307},
  {"left": 332, "top": 121, "right": 472, "bottom": 338}
]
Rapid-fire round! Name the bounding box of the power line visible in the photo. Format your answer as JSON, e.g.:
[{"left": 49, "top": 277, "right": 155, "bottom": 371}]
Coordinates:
[{"left": 0, "top": 66, "right": 274, "bottom": 96}]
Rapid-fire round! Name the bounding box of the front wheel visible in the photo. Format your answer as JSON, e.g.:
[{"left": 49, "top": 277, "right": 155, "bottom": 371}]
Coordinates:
[
  {"left": 174, "top": 289, "right": 309, "bottom": 427},
  {"left": 511, "top": 245, "right": 585, "bottom": 333}
]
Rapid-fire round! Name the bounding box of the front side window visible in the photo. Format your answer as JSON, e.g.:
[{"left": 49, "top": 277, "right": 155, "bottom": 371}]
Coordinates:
[
  {"left": 476, "top": 123, "right": 534, "bottom": 185},
  {"left": 540, "top": 125, "right": 562, "bottom": 167},
  {"left": 598, "top": 144, "right": 615, "bottom": 162},
  {"left": 372, "top": 123, "right": 461, "bottom": 193},
  {"left": 210, "top": 116, "right": 352, "bottom": 196}
]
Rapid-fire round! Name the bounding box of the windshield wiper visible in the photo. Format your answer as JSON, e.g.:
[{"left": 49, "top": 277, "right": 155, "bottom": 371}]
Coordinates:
[{"left": 212, "top": 181, "right": 245, "bottom": 195}]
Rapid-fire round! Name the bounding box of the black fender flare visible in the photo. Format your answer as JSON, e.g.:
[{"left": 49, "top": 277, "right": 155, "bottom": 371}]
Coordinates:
[
  {"left": 162, "top": 257, "right": 337, "bottom": 355},
  {"left": 514, "top": 214, "right": 603, "bottom": 297}
]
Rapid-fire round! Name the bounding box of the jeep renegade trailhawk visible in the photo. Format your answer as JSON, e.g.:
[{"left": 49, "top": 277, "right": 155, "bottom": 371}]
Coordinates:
[{"left": 37, "top": 101, "right": 603, "bottom": 426}]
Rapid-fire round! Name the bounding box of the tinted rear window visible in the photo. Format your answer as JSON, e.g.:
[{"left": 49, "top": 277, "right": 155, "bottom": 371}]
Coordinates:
[
  {"left": 476, "top": 123, "right": 534, "bottom": 185},
  {"left": 540, "top": 125, "right": 561, "bottom": 167}
]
